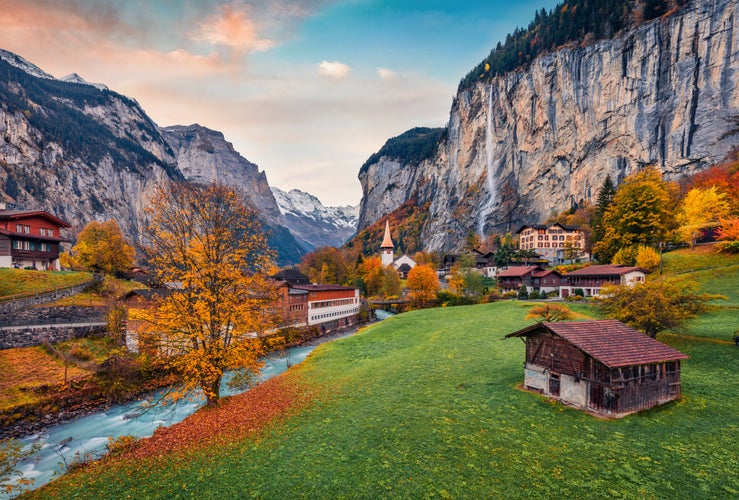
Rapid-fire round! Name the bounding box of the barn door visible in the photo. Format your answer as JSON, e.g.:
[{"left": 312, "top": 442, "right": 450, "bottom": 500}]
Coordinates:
[
  {"left": 549, "top": 373, "right": 560, "bottom": 397},
  {"left": 589, "top": 383, "right": 603, "bottom": 409}
]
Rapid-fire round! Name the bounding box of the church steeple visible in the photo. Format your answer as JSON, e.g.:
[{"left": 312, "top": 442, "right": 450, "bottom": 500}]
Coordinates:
[{"left": 380, "top": 220, "right": 394, "bottom": 266}]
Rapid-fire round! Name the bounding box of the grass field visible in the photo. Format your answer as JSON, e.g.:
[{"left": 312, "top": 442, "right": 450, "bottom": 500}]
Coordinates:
[
  {"left": 34, "top": 298, "right": 738, "bottom": 499},
  {"left": 0, "top": 269, "right": 91, "bottom": 299},
  {"left": 660, "top": 246, "right": 739, "bottom": 341}
]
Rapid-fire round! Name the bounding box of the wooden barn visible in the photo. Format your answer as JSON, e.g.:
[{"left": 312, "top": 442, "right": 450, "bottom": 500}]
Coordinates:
[{"left": 505, "top": 320, "right": 689, "bottom": 417}]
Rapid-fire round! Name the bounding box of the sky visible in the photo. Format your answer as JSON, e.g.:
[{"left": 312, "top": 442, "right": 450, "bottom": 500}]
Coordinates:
[{"left": 0, "top": 0, "right": 559, "bottom": 206}]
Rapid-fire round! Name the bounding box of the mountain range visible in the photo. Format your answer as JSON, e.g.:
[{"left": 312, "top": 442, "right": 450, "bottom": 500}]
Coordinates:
[
  {"left": 1, "top": 0, "right": 737, "bottom": 262},
  {"left": 356, "top": 0, "right": 739, "bottom": 253},
  {"left": 0, "top": 49, "right": 356, "bottom": 264}
]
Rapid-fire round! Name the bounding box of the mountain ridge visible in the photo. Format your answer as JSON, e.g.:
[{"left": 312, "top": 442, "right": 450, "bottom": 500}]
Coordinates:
[{"left": 356, "top": 0, "right": 739, "bottom": 253}]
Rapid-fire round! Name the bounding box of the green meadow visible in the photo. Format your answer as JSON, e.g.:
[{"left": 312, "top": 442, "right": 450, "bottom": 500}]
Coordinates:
[{"left": 35, "top": 296, "right": 738, "bottom": 499}]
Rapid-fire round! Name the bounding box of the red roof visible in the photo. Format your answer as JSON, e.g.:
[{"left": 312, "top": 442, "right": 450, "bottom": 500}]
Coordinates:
[
  {"left": 497, "top": 266, "right": 542, "bottom": 277},
  {"left": 506, "top": 319, "right": 688, "bottom": 368},
  {"left": 0, "top": 210, "right": 71, "bottom": 228},
  {"left": 566, "top": 265, "right": 649, "bottom": 277},
  {"left": 532, "top": 269, "right": 563, "bottom": 278}
]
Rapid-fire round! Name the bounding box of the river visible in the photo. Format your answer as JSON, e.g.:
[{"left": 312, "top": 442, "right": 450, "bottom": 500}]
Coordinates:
[{"left": 7, "top": 327, "right": 362, "bottom": 497}]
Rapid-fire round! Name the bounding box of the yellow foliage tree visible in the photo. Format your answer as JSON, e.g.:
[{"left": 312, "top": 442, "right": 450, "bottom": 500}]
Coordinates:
[
  {"left": 406, "top": 264, "right": 440, "bottom": 306},
  {"left": 593, "top": 167, "right": 677, "bottom": 263},
  {"left": 597, "top": 279, "right": 722, "bottom": 338},
  {"left": 676, "top": 186, "right": 732, "bottom": 247},
  {"left": 132, "top": 183, "right": 277, "bottom": 406},
  {"left": 635, "top": 245, "right": 660, "bottom": 271},
  {"left": 525, "top": 303, "right": 574, "bottom": 322},
  {"left": 70, "top": 220, "right": 135, "bottom": 274}
]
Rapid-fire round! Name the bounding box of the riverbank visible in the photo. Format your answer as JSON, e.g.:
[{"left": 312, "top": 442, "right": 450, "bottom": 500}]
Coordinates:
[{"left": 2, "top": 323, "right": 368, "bottom": 441}]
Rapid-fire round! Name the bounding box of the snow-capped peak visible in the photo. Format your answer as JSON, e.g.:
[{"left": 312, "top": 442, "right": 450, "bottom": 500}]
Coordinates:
[
  {"left": 272, "top": 187, "right": 358, "bottom": 229},
  {"left": 0, "top": 49, "right": 56, "bottom": 80},
  {"left": 61, "top": 73, "right": 109, "bottom": 91}
]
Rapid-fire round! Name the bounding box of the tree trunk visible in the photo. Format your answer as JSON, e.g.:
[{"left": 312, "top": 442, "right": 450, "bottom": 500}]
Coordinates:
[{"left": 205, "top": 377, "right": 221, "bottom": 406}]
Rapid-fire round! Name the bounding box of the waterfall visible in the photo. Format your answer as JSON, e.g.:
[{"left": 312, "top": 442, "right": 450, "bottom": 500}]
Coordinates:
[{"left": 478, "top": 85, "right": 498, "bottom": 237}]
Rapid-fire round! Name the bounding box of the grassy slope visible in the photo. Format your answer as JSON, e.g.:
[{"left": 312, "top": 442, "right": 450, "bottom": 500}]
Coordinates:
[
  {"left": 0, "top": 269, "right": 91, "bottom": 299},
  {"left": 36, "top": 297, "right": 738, "bottom": 498},
  {"left": 660, "top": 246, "right": 739, "bottom": 341}
]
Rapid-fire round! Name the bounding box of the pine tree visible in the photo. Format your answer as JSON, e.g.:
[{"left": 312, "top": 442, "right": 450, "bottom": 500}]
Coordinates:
[{"left": 591, "top": 175, "right": 616, "bottom": 257}]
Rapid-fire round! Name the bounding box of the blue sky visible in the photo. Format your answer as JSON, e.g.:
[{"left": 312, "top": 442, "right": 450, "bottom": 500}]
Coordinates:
[{"left": 0, "top": 0, "right": 559, "bottom": 206}]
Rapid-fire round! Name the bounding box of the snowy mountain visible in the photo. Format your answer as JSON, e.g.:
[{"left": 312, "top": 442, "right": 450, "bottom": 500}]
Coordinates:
[
  {"left": 0, "top": 49, "right": 55, "bottom": 80},
  {"left": 61, "top": 73, "right": 109, "bottom": 91},
  {"left": 272, "top": 187, "right": 358, "bottom": 250}
]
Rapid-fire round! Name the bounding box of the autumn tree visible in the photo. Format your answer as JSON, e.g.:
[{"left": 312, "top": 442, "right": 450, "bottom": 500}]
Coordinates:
[
  {"left": 68, "top": 220, "right": 135, "bottom": 274},
  {"left": 525, "top": 303, "right": 574, "bottom": 322},
  {"left": 406, "top": 264, "right": 440, "bottom": 307},
  {"left": 300, "top": 246, "right": 348, "bottom": 285},
  {"left": 593, "top": 167, "right": 677, "bottom": 263},
  {"left": 716, "top": 216, "right": 739, "bottom": 253},
  {"left": 676, "top": 186, "right": 732, "bottom": 247},
  {"left": 133, "top": 183, "right": 277, "bottom": 406},
  {"left": 597, "top": 279, "right": 721, "bottom": 338}
]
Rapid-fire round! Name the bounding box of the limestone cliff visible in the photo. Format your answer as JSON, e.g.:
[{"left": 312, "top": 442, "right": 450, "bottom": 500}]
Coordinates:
[
  {"left": 0, "top": 53, "right": 180, "bottom": 241},
  {"left": 358, "top": 0, "right": 739, "bottom": 253},
  {"left": 162, "top": 124, "right": 281, "bottom": 225}
]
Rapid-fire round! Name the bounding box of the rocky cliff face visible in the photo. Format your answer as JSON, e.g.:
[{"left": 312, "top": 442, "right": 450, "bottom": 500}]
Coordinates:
[
  {"left": 162, "top": 124, "right": 306, "bottom": 263},
  {"left": 0, "top": 52, "right": 180, "bottom": 241},
  {"left": 162, "top": 124, "right": 282, "bottom": 225},
  {"left": 0, "top": 51, "right": 306, "bottom": 264},
  {"left": 272, "top": 187, "right": 358, "bottom": 250},
  {"left": 358, "top": 0, "right": 739, "bottom": 252}
]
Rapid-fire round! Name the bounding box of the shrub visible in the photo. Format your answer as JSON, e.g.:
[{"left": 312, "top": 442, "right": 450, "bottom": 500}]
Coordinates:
[
  {"left": 69, "top": 345, "right": 94, "bottom": 362},
  {"left": 717, "top": 241, "right": 739, "bottom": 253},
  {"left": 573, "top": 288, "right": 585, "bottom": 297},
  {"left": 106, "top": 435, "right": 137, "bottom": 455},
  {"left": 517, "top": 285, "right": 529, "bottom": 300},
  {"left": 528, "top": 290, "right": 541, "bottom": 300},
  {"left": 636, "top": 246, "right": 660, "bottom": 271}
]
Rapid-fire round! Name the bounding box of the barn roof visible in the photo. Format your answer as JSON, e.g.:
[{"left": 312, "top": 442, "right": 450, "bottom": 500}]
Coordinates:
[{"left": 505, "top": 319, "right": 688, "bottom": 368}]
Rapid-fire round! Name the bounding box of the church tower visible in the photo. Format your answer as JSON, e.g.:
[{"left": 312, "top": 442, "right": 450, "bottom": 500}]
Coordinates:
[{"left": 380, "top": 220, "right": 394, "bottom": 267}]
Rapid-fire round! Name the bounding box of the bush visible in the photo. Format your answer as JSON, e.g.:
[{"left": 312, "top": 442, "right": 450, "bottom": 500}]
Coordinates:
[
  {"left": 573, "top": 288, "right": 585, "bottom": 297},
  {"left": 717, "top": 241, "right": 739, "bottom": 253},
  {"left": 528, "top": 290, "right": 541, "bottom": 300},
  {"left": 612, "top": 246, "right": 638, "bottom": 266},
  {"left": 517, "top": 285, "right": 529, "bottom": 300},
  {"left": 69, "top": 344, "right": 94, "bottom": 361},
  {"left": 636, "top": 246, "right": 660, "bottom": 271},
  {"left": 106, "top": 435, "right": 137, "bottom": 455}
]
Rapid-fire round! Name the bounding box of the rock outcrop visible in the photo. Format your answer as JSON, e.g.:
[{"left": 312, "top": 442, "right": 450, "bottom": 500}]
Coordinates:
[
  {"left": 0, "top": 53, "right": 180, "bottom": 242},
  {"left": 358, "top": 0, "right": 739, "bottom": 252}
]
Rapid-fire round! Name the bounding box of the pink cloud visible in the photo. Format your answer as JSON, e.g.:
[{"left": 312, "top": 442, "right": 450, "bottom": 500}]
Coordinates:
[{"left": 192, "top": 3, "right": 274, "bottom": 52}]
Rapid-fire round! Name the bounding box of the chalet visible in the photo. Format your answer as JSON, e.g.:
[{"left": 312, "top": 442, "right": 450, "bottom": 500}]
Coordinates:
[
  {"left": 0, "top": 208, "right": 70, "bottom": 270},
  {"left": 505, "top": 320, "right": 689, "bottom": 417},
  {"left": 392, "top": 254, "right": 417, "bottom": 279},
  {"left": 561, "top": 265, "right": 649, "bottom": 297},
  {"left": 496, "top": 266, "right": 543, "bottom": 293},
  {"left": 517, "top": 223, "right": 587, "bottom": 265},
  {"left": 530, "top": 269, "right": 567, "bottom": 296}
]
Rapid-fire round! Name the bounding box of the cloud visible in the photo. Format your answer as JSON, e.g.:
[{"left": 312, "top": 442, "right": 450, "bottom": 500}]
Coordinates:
[
  {"left": 318, "top": 60, "right": 350, "bottom": 79},
  {"left": 192, "top": 2, "right": 274, "bottom": 52},
  {"left": 377, "top": 67, "right": 397, "bottom": 80}
]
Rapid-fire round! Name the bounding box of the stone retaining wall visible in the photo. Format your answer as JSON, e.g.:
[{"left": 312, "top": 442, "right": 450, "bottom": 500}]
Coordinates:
[
  {"left": 0, "top": 324, "right": 107, "bottom": 350},
  {"left": 0, "top": 274, "right": 100, "bottom": 320},
  {"left": 1, "top": 306, "right": 107, "bottom": 328}
]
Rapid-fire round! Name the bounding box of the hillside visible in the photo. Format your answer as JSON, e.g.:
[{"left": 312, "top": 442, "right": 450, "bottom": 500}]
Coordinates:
[
  {"left": 356, "top": 0, "right": 739, "bottom": 250},
  {"left": 34, "top": 247, "right": 738, "bottom": 498},
  {"left": 0, "top": 51, "right": 306, "bottom": 265}
]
